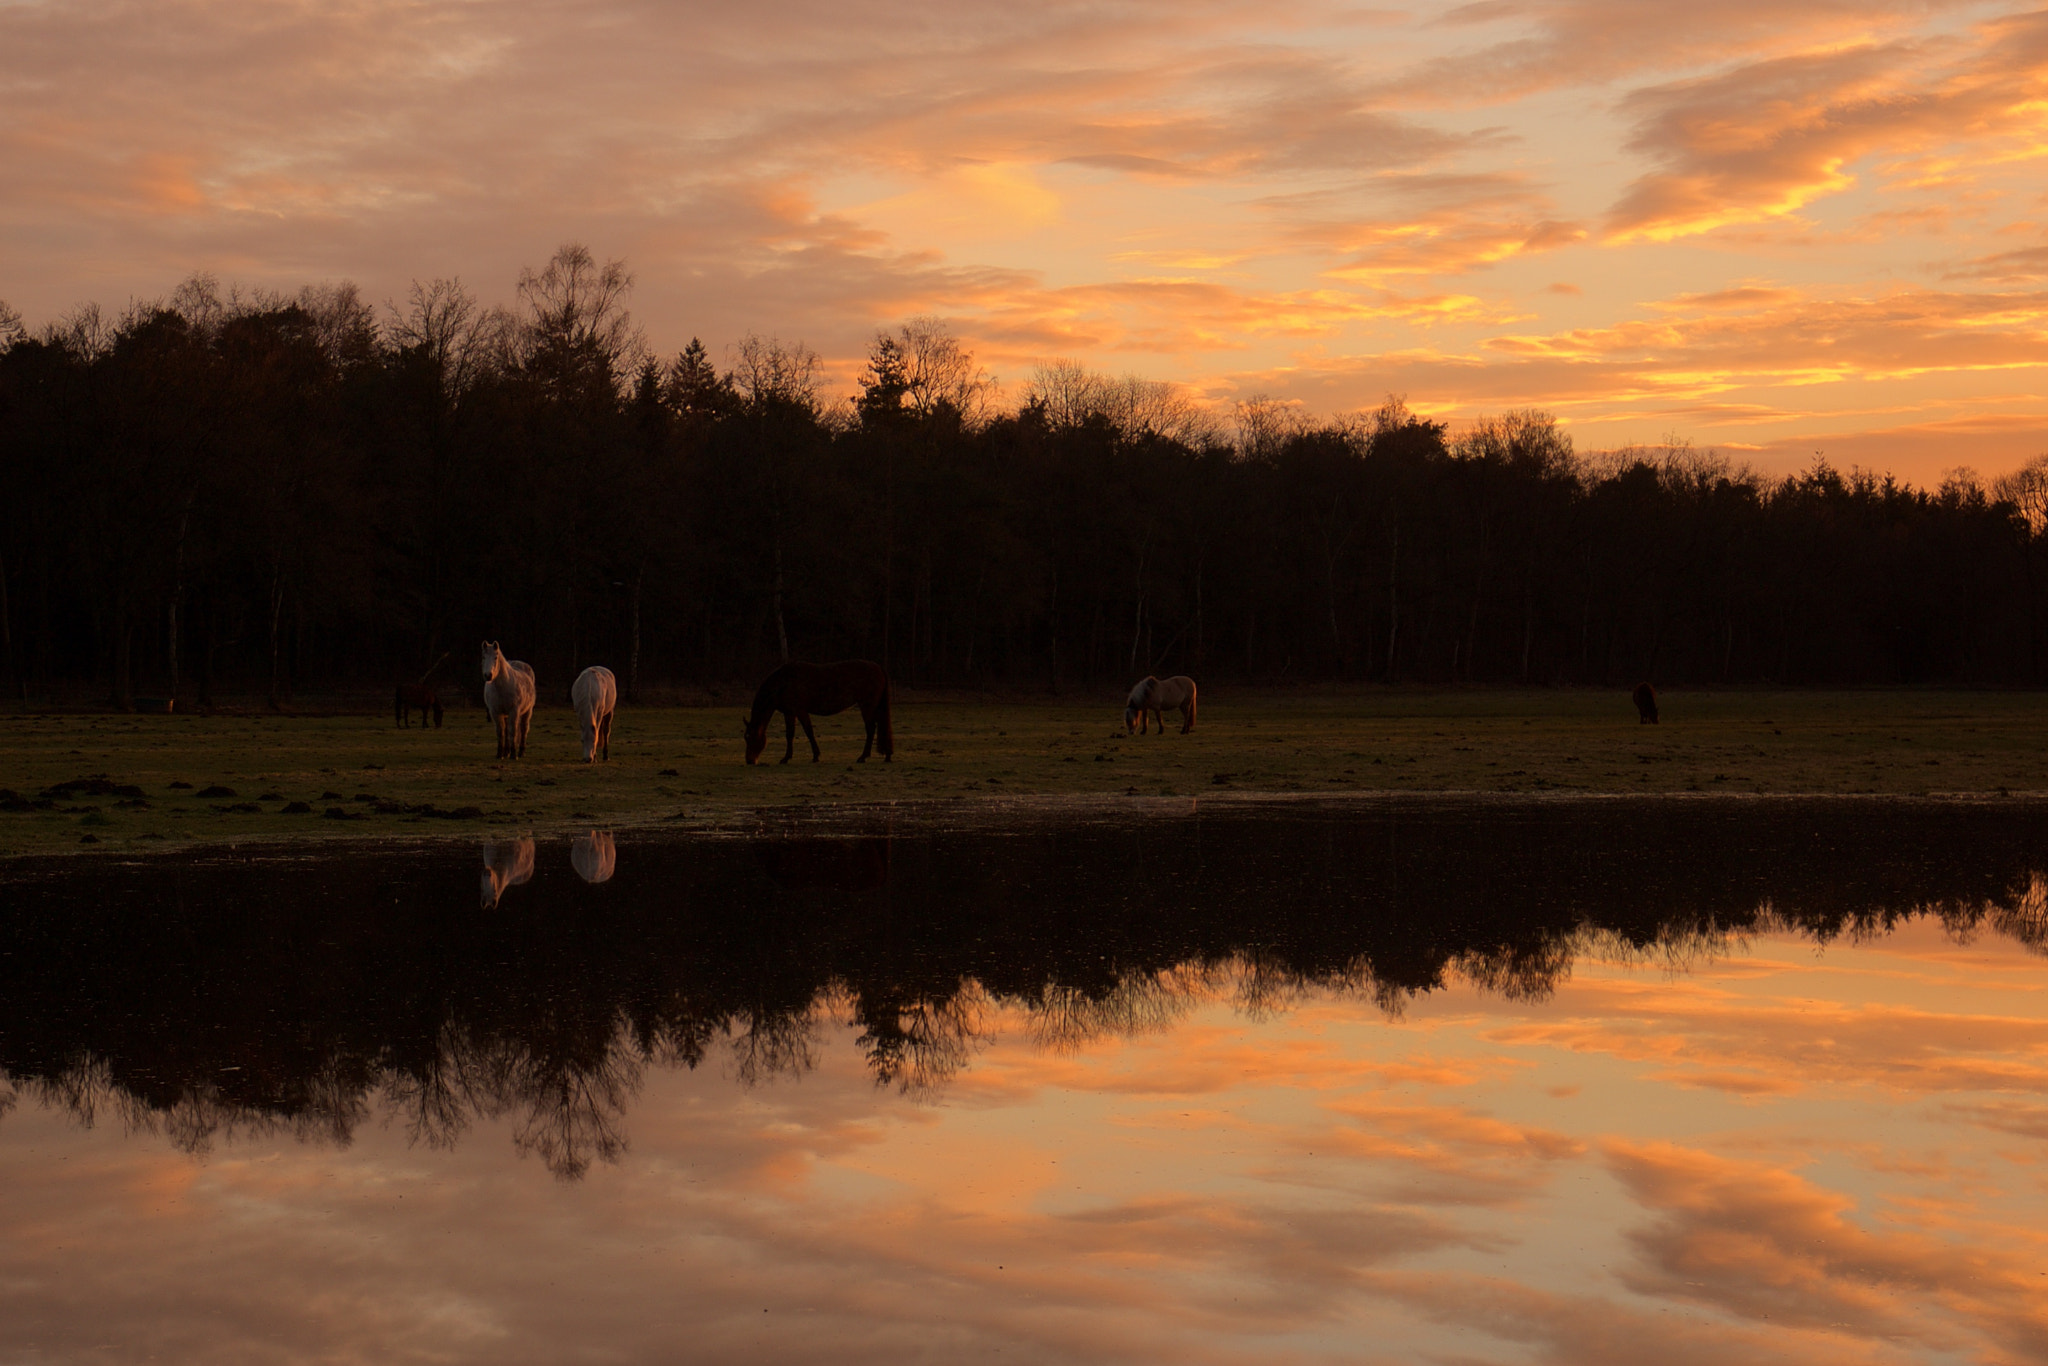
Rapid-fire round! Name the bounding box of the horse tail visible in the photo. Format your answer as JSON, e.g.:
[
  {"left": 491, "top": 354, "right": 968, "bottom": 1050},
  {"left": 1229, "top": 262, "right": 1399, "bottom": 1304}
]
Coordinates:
[{"left": 878, "top": 671, "right": 894, "bottom": 758}]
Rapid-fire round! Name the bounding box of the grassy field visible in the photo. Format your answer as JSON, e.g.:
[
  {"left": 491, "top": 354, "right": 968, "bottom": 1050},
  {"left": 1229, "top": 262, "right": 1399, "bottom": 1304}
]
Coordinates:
[{"left": 4, "top": 687, "right": 2048, "bottom": 857}]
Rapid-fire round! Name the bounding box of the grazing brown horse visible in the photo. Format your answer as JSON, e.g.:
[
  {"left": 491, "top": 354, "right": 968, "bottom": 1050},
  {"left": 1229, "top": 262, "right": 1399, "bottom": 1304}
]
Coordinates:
[
  {"left": 395, "top": 683, "right": 443, "bottom": 728},
  {"left": 744, "top": 660, "right": 893, "bottom": 764},
  {"left": 1632, "top": 682, "right": 1659, "bottom": 724}
]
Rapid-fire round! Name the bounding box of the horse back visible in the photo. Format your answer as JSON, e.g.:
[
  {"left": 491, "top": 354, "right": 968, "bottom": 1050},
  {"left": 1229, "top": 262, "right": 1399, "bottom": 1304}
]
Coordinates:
[
  {"left": 573, "top": 665, "right": 617, "bottom": 715},
  {"left": 764, "top": 659, "right": 887, "bottom": 716}
]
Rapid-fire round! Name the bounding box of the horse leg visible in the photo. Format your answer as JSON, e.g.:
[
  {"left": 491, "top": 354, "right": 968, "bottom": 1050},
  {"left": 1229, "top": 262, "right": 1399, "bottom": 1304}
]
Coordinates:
[
  {"left": 857, "top": 708, "right": 874, "bottom": 762},
  {"left": 781, "top": 712, "right": 796, "bottom": 763},
  {"left": 799, "top": 713, "right": 820, "bottom": 762},
  {"left": 599, "top": 711, "right": 612, "bottom": 761},
  {"left": 518, "top": 709, "right": 531, "bottom": 758}
]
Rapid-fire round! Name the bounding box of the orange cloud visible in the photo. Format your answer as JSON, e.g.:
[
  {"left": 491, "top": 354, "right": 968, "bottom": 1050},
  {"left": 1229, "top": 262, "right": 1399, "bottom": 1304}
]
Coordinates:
[
  {"left": 1607, "top": 1140, "right": 2048, "bottom": 1355},
  {"left": 1608, "top": 13, "right": 2048, "bottom": 241},
  {"left": 1488, "top": 976, "right": 2048, "bottom": 1098}
]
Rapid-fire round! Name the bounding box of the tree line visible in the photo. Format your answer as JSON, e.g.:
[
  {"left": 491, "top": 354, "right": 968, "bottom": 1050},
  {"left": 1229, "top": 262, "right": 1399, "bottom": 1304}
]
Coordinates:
[{"left": 5, "top": 244, "right": 2047, "bottom": 708}]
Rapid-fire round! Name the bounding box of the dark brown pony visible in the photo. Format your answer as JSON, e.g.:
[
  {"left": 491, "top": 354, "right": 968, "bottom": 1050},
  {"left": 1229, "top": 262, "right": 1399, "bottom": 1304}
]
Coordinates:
[
  {"left": 395, "top": 683, "right": 443, "bottom": 728},
  {"left": 744, "top": 660, "right": 893, "bottom": 764},
  {"left": 1632, "top": 682, "right": 1659, "bottom": 724}
]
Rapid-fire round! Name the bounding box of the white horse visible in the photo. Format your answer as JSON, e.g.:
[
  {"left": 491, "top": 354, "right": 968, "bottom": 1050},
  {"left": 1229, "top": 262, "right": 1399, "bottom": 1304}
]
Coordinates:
[
  {"left": 571, "top": 831, "right": 616, "bottom": 884},
  {"left": 1125, "top": 675, "right": 1197, "bottom": 734},
  {"left": 481, "top": 641, "right": 536, "bottom": 759},
  {"left": 571, "top": 665, "right": 617, "bottom": 762},
  {"left": 480, "top": 838, "right": 536, "bottom": 908}
]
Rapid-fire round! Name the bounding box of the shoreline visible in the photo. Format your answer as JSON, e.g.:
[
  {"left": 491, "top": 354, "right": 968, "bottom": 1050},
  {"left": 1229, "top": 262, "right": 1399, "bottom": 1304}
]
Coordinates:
[{"left": 10, "top": 786, "right": 2048, "bottom": 870}]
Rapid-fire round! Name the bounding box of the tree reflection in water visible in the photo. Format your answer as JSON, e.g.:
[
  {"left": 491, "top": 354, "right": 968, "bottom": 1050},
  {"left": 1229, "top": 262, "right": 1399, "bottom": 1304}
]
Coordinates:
[{"left": 3, "top": 799, "right": 2047, "bottom": 1180}]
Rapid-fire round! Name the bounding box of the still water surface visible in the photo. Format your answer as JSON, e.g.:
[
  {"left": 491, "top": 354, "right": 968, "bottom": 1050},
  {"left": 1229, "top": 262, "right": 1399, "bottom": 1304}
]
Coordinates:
[{"left": 4, "top": 799, "right": 2048, "bottom": 1364}]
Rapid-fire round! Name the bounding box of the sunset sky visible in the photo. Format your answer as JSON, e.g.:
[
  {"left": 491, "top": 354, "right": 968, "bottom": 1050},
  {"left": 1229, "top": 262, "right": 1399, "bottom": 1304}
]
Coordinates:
[{"left": 6, "top": 0, "right": 2048, "bottom": 481}]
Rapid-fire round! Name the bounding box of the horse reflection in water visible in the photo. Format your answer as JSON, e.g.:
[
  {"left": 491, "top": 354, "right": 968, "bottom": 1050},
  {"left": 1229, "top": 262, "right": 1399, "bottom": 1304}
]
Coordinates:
[
  {"left": 571, "top": 832, "right": 616, "bottom": 884},
  {"left": 479, "top": 839, "right": 535, "bottom": 908}
]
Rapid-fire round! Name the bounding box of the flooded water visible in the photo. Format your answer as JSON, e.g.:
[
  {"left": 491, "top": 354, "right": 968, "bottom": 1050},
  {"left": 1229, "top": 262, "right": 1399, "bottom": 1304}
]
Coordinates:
[{"left": 4, "top": 798, "right": 2048, "bottom": 1364}]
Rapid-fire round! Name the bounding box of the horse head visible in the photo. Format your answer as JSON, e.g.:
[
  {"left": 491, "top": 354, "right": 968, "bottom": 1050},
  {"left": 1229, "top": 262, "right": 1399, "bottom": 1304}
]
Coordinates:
[
  {"left": 743, "top": 712, "right": 768, "bottom": 764},
  {"left": 480, "top": 640, "right": 501, "bottom": 682}
]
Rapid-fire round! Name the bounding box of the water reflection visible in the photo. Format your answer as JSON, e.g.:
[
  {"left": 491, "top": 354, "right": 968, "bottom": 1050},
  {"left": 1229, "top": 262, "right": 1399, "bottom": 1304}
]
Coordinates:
[
  {"left": 2, "top": 800, "right": 2046, "bottom": 1183},
  {"left": 570, "top": 831, "right": 616, "bottom": 884},
  {"left": 480, "top": 838, "right": 535, "bottom": 908},
  {"left": 755, "top": 833, "right": 889, "bottom": 891}
]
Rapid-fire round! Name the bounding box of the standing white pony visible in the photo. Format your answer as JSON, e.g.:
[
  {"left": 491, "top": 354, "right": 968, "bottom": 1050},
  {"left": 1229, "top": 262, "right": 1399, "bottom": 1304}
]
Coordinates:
[
  {"left": 571, "top": 665, "right": 618, "bottom": 762},
  {"left": 1125, "top": 675, "right": 1198, "bottom": 734},
  {"left": 481, "top": 641, "right": 537, "bottom": 759}
]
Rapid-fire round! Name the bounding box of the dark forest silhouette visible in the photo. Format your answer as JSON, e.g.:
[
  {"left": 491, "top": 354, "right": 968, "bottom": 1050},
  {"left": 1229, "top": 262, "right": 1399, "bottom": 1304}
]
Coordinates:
[{"left": 6, "top": 245, "right": 2048, "bottom": 707}]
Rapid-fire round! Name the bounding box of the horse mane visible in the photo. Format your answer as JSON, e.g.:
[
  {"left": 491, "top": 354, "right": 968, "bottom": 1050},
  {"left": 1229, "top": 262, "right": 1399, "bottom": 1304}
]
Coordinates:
[
  {"left": 747, "top": 666, "right": 787, "bottom": 729},
  {"left": 876, "top": 668, "right": 893, "bottom": 757}
]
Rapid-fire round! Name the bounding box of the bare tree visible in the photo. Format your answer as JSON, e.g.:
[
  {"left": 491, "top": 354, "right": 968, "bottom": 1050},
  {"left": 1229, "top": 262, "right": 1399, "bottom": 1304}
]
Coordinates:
[
  {"left": 1995, "top": 454, "right": 2048, "bottom": 534},
  {"left": 42, "top": 301, "right": 112, "bottom": 357},
  {"left": 896, "top": 316, "right": 996, "bottom": 422},
  {"left": 729, "top": 332, "right": 821, "bottom": 412},
  {"left": 1995, "top": 453, "right": 2048, "bottom": 680},
  {"left": 514, "top": 243, "right": 643, "bottom": 394},
  {"left": 387, "top": 277, "right": 496, "bottom": 391},
  {"left": 1024, "top": 360, "right": 1218, "bottom": 446},
  {"left": 1233, "top": 393, "right": 1305, "bottom": 462}
]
